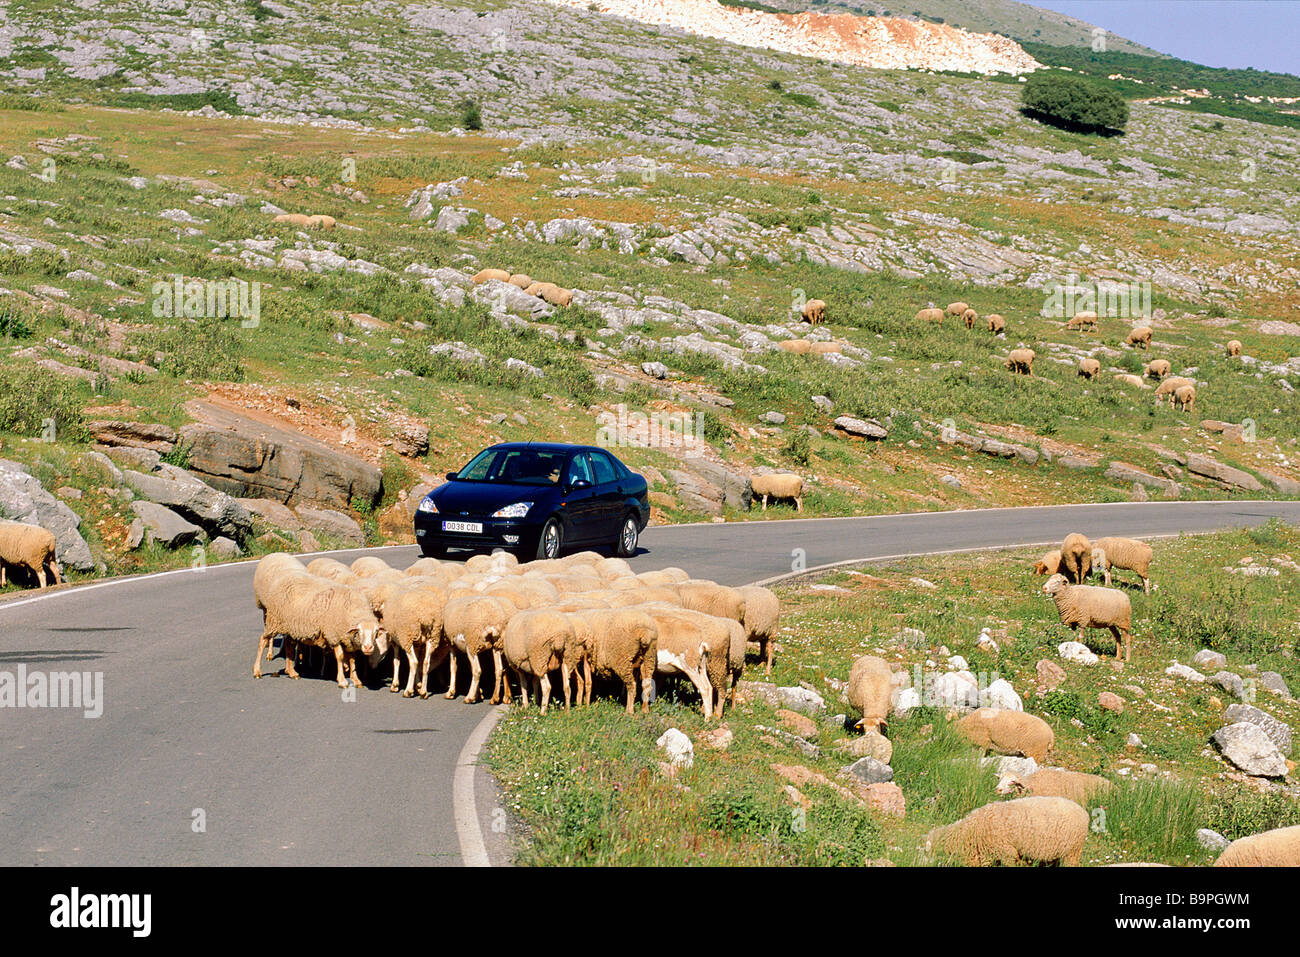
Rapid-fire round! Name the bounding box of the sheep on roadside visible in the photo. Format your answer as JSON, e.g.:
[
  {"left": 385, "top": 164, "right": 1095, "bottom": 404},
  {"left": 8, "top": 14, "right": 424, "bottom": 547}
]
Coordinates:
[
  {"left": 0, "top": 521, "right": 62, "bottom": 589},
  {"left": 1173, "top": 384, "right": 1196, "bottom": 412},
  {"left": 962, "top": 308, "right": 978, "bottom": 330},
  {"left": 508, "top": 274, "right": 531, "bottom": 289},
  {"left": 946, "top": 301, "right": 970, "bottom": 319},
  {"left": 472, "top": 268, "right": 511, "bottom": 284},
  {"left": 956, "top": 708, "right": 1055, "bottom": 762},
  {"left": 735, "top": 584, "right": 780, "bottom": 674},
  {"left": 637, "top": 567, "right": 690, "bottom": 587},
  {"left": 986, "top": 314, "right": 1005, "bottom": 334},
  {"left": 383, "top": 584, "right": 451, "bottom": 698},
  {"left": 570, "top": 607, "right": 658, "bottom": 713},
  {"left": 1042, "top": 573, "right": 1134, "bottom": 661},
  {"left": 1077, "top": 358, "right": 1101, "bottom": 379},
  {"left": 916, "top": 308, "right": 944, "bottom": 324},
  {"left": 1214, "top": 825, "right": 1300, "bottom": 867},
  {"left": 924, "top": 796, "right": 1089, "bottom": 866},
  {"left": 255, "top": 573, "right": 384, "bottom": 686},
  {"left": 405, "top": 557, "right": 443, "bottom": 576},
  {"left": 253, "top": 552, "right": 307, "bottom": 623},
  {"left": 1000, "top": 768, "right": 1113, "bottom": 805},
  {"left": 1033, "top": 550, "right": 1062, "bottom": 577},
  {"left": 442, "top": 594, "right": 516, "bottom": 704},
  {"left": 1144, "top": 359, "right": 1171, "bottom": 380},
  {"left": 1005, "top": 348, "right": 1035, "bottom": 375},
  {"left": 1154, "top": 375, "right": 1195, "bottom": 404},
  {"left": 674, "top": 580, "right": 746, "bottom": 625},
  {"left": 750, "top": 472, "right": 804, "bottom": 512},
  {"left": 1226, "top": 340, "right": 1242, "bottom": 358},
  {"left": 1060, "top": 532, "right": 1092, "bottom": 584},
  {"left": 779, "top": 339, "right": 813, "bottom": 354},
  {"left": 305, "top": 558, "right": 359, "bottom": 584},
  {"left": 1125, "top": 326, "right": 1153, "bottom": 349},
  {"left": 847, "top": 655, "right": 894, "bottom": 735},
  {"left": 638, "top": 604, "right": 724, "bottom": 719},
  {"left": 1113, "top": 373, "right": 1147, "bottom": 389},
  {"left": 350, "top": 556, "right": 393, "bottom": 578},
  {"left": 1065, "top": 312, "right": 1098, "bottom": 332},
  {"left": 800, "top": 299, "right": 827, "bottom": 325},
  {"left": 502, "top": 608, "right": 573, "bottom": 715},
  {"left": 1091, "top": 536, "right": 1153, "bottom": 593}
]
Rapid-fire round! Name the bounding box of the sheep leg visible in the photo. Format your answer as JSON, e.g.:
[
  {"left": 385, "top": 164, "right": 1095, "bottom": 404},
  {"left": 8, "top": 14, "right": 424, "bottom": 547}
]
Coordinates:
[
  {"left": 538, "top": 673, "right": 552, "bottom": 715},
  {"left": 283, "top": 639, "right": 300, "bottom": 679},
  {"left": 254, "top": 630, "right": 272, "bottom": 678},
  {"left": 401, "top": 645, "right": 420, "bottom": 697},
  {"left": 50, "top": 560, "right": 62, "bottom": 586},
  {"left": 331, "top": 643, "right": 349, "bottom": 689},
  {"left": 0, "top": 562, "right": 5, "bottom": 588},
  {"left": 465, "top": 652, "right": 483, "bottom": 704},
  {"left": 440, "top": 645, "right": 457, "bottom": 699},
  {"left": 763, "top": 637, "right": 773, "bottom": 674},
  {"left": 347, "top": 653, "right": 362, "bottom": 688},
  {"left": 583, "top": 659, "right": 593, "bottom": 707},
  {"left": 36, "top": 567, "right": 46, "bottom": 589},
  {"left": 761, "top": 494, "right": 768, "bottom": 512},
  {"left": 1142, "top": 576, "right": 1150, "bottom": 595},
  {"left": 795, "top": 496, "right": 802, "bottom": 512},
  {"left": 622, "top": 672, "right": 635, "bottom": 715},
  {"left": 639, "top": 657, "right": 654, "bottom": 713},
  {"left": 491, "top": 649, "right": 510, "bottom": 704}
]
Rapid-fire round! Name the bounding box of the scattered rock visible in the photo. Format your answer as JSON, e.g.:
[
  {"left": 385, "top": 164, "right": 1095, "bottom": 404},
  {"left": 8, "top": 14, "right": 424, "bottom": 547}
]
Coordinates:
[
  {"left": 1223, "top": 703, "right": 1292, "bottom": 756},
  {"left": 1212, "top": 722, "right": 1288, "bottom": 777},
  {"left": 1036, "top": 659, "right": 1067, "bottom": 691},
  {"left": 1166, "top": 662, "right": 1206, "bottom": 682},
  {"left": 656, "top": 728, "right": 694, "bottom": 769},
  {"left": 1192, "top": 649, "right": 1228, "bottom": 671},
  {"left": 1196, "top": 828, "right": 1230, "bottom": 852},
  {"left": 777, "top": 685, "right": 826, "bottom": 715},
  {"left": 840, "top": 756, "right": 894, "bottom": 785},
  {"left": 1098, "top": 691, "right": 1125, "bottom": 713},
  {"left": 1058, "top": 641, "right": 1099, "bottom": 665},
  {"left": 129, "top": 501, "right": 203, "bottom": 549}
]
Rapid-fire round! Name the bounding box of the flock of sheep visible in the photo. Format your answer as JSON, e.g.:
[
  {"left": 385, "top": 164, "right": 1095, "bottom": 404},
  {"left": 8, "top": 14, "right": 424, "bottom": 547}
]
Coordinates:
[
  {"left": 472, "top": 267, "right": 574, "bottom": 307},
  {"left": 251, "top": 549, "right": 780, "bottom": 717},
  {"left": 1033, "top": 532, "right": 1151, "bottom": 660}
]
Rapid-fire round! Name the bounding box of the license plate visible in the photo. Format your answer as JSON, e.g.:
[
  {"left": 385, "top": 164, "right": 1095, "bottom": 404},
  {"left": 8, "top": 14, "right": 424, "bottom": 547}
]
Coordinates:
[{"left": 442, "top": 520, "right": 483, "bottom": 534}]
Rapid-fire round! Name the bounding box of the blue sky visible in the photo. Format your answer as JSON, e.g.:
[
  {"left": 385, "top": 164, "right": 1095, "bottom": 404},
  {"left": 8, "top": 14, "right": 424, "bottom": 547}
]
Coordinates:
[{"left": 1028, "top": 0, "right": 1299, "bottom": 74}]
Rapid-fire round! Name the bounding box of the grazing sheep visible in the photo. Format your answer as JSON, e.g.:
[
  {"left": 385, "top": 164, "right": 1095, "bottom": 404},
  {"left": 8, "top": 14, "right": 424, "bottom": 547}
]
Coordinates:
[
  {"left": 0, "top": 521, "right": 62, "bottom": 589},
  {"left": 674, "top": 580, "right": 746, "bottom": 625},
  {"left": 536, "top": 284, "right": 573, "bottom": 308},
  {"left": 750, "top": 472, "right": 804, "bottom": 512},
  {"left": 916, "top": 308, "right": 944, "bottom": 324},
  {"left": 570, "top": 607, "right": 658, "bottom": 713},
  {"left": 405, "top": 557, "right": 443, "bottom": 576},
  {"left": 1125, "top": 326, "right": 1153, "bottom": 349},
  {"left": 717, "top": 617, "right": 749, "bottom": 716},
  {"left": 1033, "top": 550, "right": 1062, "bottom": 577},
  {"left": 1077, "top": 358, "right": 1101, "bottom": 379},
  {"left": 800, "top": 299, "right": 827, "bottom": 325},
  {"left": 1065, "top": 312, "right": 1098, "bottom": 332},
  {"left": 305, "top": 558, "right": 359, "bottom": 584},
  {"left": 962, "top": 308, "right": 978, "bottom": 330},
  {"left": 1144, "top": 359, "right": 1171, "bottom": 380},
  {"left": 273, "top": 213, "right": 334, "bottom": 229},
  {"left": 1042, "top": 573, "right": 1134, "bottom": 661},
  {"left": 472, "top": 268, "right": 511, "bottom": 284},
  {"left": 638, "top": 604, "right": 722, "bottom": 719},
  {"left": 383, "top": 584, "right": 452, "bottom": 698},
  {"left": 350, "top": 556, "right": 393, "bottom": 578},
  {"left": 1002, "top": 768, "right": 1113, "bottom": 805},
  {"left": 945, "top": 302, "right": 970, "bottom": 319},
  {"left": 502, "top": 608, "right": 573, "bottom": 714},
  {"left": 1173, "top": 384, "right": 1196, "bottom": 412},
  {"left": 1005, "top": 348, "right": 1035, "bottom": 375},
  {"left": 255, "top": 573, "right": 384, "bottom": 686},
  {"left": 1214, "top": 825, "right": 1300, "bottom": 867},
  {"left": 1154, "top": 376, "right": 1195, "bottom": 404},
  {"left": 810, "top": 341, "right": 841, "bottom": 354},
  {"left": 1060, "top": 533, "right": 1093, "bottom": 584},
  {"left": 273, "top": 212, "right": 311, "bottom": 227},
  {"left": 1113, "top": 373, "right": 1147, "bottom": 389},
  {"left": 735, "top": 584, "right": 780, "bottom": 674},
  {"left": 442, "top": 594, "right": 516, "bottom": 704},
  {"left": 924, "top": 796, "right": 1089, "bottom": 866},
  {"left": 508, "top": 274, "right": 531, "bottom": 289},
  {"left": 956, "top": 708, "right": 1055, "bottom": 763},
  {"left": 307, "top": 214, "right": 336, "bottom": 229},
  {"left": 986, "top": 314, "right": 1005, "bottom": 334},
  {"left": 847, "top": 655, "right": 894, "bottom": 735},
  {"left": 779, "top": 339, "right": 813, "bottom": 354},
  {"left": 1226, "top": 340, "right": 1242, "bottom": 358},
  {"left": 1091, "top": 536, "right": 1153, "bottom": 593}
]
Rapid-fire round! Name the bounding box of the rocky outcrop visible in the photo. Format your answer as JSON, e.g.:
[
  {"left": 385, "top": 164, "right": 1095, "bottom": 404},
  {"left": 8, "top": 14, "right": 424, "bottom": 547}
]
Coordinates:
[
  {"left": 129, "top": 500, "right": 203, "bottom": 549},
  {"left": 1184, "top": 454, "right": 1263, "bottom": 492},
  {"left": 121, "top": 464, "right": 253, "bottom": 543},
  {"left": 295, "top": 507, "right": 365, "bottom": 547},
  {"left": 87, "top": 420, "right": 178, "bottom": 453},
  {"left": 0, "top": 459, "right": 94, "bottom": 571}
]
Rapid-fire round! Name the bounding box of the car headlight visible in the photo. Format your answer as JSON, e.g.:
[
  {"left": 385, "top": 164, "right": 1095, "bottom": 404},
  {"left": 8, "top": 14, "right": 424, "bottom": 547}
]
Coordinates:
[
  {"left": 417, "top": 497, "right": 439, "bottom": 514},
  {"left": 491, "top": 502, "right": 533, "bottom": 519}
]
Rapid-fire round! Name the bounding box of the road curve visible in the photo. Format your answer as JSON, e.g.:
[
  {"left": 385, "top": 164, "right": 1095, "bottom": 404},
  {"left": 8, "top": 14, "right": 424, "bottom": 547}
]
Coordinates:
[{"left": 2, "top": 499, "right": 1297, "bottom": 865}]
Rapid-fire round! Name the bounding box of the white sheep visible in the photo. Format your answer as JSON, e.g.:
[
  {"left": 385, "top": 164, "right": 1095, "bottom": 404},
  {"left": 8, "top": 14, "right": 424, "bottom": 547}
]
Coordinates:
[
  {"left": 915, "top": 307, "right": 944, "bottom": 324},
  {"left": 502, "top": 608, "right": 573, "bottom": 714},
  {"left": 1226, "top": 340, "right": 1242, "bottom": 358},
  {"left": 986, "top": 314, "right": 1005, "bottom": 334},
  {"left": 383, "top": 584, "right": 451, "bottom": 698},
  {"left": 1154, "top": 376, "right": 1194, "bottom": 403},
  {"left": 924, "top": 796, "right": 1089, "bottom": 866},
  {"left": 1125, "top": 326, "right": 1153, "bottom": 349},
  {"left": 1005, "top": 349, "right": 1035, "bottom": 375},
  {"left": 1032, "top": 550, "right": 1062, "bottom": 577},
  {"left": 847, "top": 655, "right": 894, "bottom": 735},
  {"left": 1214, "top": 825, "right": 1300, "bottom": 867},
  {"left": 999, "top": 768, "right": 1113, "bottom": 805},
  {"left": 750, "top": 472, "right": 804, "bottom": 511},
  {"left": 1173, "top": 384, "right": 1196, "bottom": 412},
  {"left": 350, "top": 556, "right": 394, "bottom": 578},
  {"left": 442, "top": 594, "right": 516, "bottom": 704},
  {"left": 569, "top": 607, "right": 658, "bottom": 713},
  {"left": 945, "top": 301, "right": 970, "bottom": 319},
  {"left": 955, "top": 708, "right": 1055, "bottom": 762},
  {"left": 1060, "top": 533, "right": 1092, "bottom": 584},
  {"left": 1042, "top": 573, "right": 1134, "bottom": 661},
  {"left": 1077, "top": 358, "right": 1100, "bottom": 379},
  {"left": 674, "top": 580, "right": 746, "bottom": 625},
  {"left": 305, "top": 557, "right": 359, "bottom": 584},
  {"left": 255, "top": 573, "right": 384, "bottom": 687},
  {"left": 636, "top": 603, "right": 723, "bottom": 719},
  {"left": 1090, "top": 536, "right": 1153, "bottom": 593},
  {"left": 0, "top": 521, "right": 62, "bottom": 589},
  {"left": 735, "top": 584, "right": 780, "bottom": 674}
]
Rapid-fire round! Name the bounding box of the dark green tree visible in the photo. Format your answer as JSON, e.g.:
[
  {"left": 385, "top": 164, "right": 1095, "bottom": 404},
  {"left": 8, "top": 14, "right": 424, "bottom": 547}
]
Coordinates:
[{"left": 1020, "top": 70, "right": 1129, "bottom": 135}]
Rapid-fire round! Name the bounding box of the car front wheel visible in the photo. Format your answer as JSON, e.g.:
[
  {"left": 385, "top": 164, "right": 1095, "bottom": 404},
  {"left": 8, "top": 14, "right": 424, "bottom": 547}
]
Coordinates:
[
  {"left": 536, "top": 517, "right": 562, "bottom": 560},
  {"left": 614, "top": 514, "right": 639, "bottom": 558}
]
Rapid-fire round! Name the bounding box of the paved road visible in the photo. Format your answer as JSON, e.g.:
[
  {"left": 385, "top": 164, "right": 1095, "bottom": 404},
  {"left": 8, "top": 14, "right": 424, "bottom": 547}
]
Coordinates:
[{"left": 2, "top": 499, "right": 1298, "bottom": 865}]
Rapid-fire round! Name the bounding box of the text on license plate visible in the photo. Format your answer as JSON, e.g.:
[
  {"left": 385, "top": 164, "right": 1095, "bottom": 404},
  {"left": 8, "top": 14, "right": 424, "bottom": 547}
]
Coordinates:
[{"left": 442, "top": 520, "right": 483, "bottom": 534}]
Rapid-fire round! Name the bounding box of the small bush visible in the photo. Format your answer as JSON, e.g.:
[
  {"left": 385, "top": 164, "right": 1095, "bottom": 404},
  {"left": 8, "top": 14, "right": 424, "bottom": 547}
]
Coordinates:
[
  {"left": 461, "top": 100, "right": 483, "bottom": 131},
  {"left": 0, "top": 364, "right": 88, "bottom": 441},
  {"left": 1021, "top": 70, "right": 1129, "bottom": 134},
  {"left": 146, "top": 319, "right": 246, "bottom": 382},
  {"left": 781, "top": 429, "right": 812, "bottom": 466},
  {"left": 0, "top": 307, "right": 34, "bottom": 340},
  {"left": 1204, "top": 786, "right": 1300, "bottom": 841}
]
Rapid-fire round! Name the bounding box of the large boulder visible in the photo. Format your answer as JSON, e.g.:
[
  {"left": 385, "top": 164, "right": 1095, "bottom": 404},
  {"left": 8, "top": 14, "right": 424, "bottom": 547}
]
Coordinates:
[
  {"left": 121, "top": 464, "right": 253, "bottom": 543},
  {"left": 1223, "top": 704, "right": 1292, "bottom": 757},
  {"left": 0, "top": 459, "right": 94, "bottom": 570},
  {"left": 129, "top": 501, "right": 203, "bottom": 549},
  {"left": 178, "top": 418, "right": 382, "bottom": 510},
  {"left": 87, "top": 420, "right": 178, "bottom": 452},
  {"left": 295, "top": 507, "right": 365, "bottom": 547},
  {"left": 1212, "top": 722, "right": 1288, "bottom": 777},
  {"left": 1184, "top": 454, "right": 1264, "bottom": 492}
]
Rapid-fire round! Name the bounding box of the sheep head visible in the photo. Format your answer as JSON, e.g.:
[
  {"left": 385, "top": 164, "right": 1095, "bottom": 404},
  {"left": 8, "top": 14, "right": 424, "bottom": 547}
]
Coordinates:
[{"left": 1042, "top": 573, "right": 1068, "bottom": 597}]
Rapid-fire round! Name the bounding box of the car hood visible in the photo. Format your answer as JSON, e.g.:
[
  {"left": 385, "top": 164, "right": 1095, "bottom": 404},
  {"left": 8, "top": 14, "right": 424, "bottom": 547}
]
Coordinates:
[{"left": 429, "top": 481, "right": 551, "bottom": 517}]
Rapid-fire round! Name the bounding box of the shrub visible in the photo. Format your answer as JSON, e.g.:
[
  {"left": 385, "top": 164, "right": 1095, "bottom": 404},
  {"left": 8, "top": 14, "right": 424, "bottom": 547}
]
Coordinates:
[
  {"left": 782, "top": 429, "right": 812, "bottom": 466},
  {"left": 146, "top": 319, "right": 246, "bottom": 382},
  {"left": 461, "top": 100, "right": 483, "bottom": 131},
  {"left": 0, "top": 364, "right": 88, "bottom": 441},
  {"left": 0, "top": 307, "right": 34, "bottom": 340},
  {"left": 1021, "top": 70, "right": 1129, "bottom": 134}
]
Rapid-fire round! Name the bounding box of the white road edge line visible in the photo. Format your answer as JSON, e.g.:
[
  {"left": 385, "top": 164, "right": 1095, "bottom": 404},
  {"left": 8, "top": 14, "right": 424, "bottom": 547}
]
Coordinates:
[{"left": 455, "top": 704, "right": 507, "bottom": 867}]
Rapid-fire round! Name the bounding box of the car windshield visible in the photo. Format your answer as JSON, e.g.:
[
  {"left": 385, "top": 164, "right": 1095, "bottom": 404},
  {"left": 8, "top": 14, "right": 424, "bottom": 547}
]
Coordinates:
[{"left": 454, "top": 448, "right": 567, "bottom": 485}]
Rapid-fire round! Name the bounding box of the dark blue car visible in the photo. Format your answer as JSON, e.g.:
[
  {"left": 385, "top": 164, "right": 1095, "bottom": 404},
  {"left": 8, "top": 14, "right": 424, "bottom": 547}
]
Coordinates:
[{"left": 414, "top": 442, "right": 651, "bottom": 560}]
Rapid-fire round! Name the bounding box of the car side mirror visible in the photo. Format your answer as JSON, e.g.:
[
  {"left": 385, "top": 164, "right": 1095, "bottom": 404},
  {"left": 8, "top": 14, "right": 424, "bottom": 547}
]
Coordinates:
[
  {"left": 568, "top": 478, "right": 591, "bottom": 491},
  {"left": 445, "top": 471, "right": 459, "bottom": 481}
]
